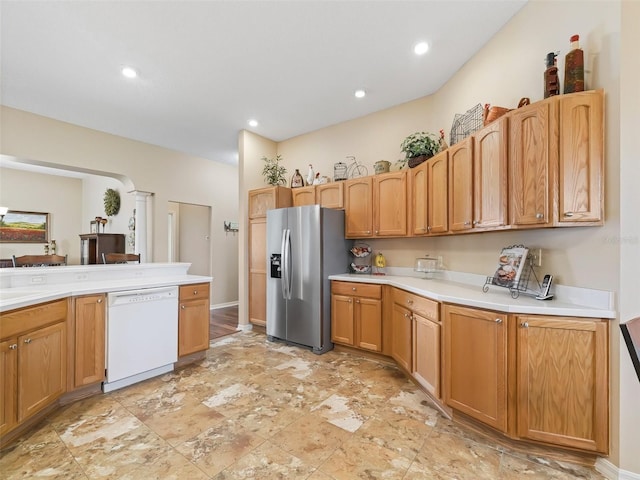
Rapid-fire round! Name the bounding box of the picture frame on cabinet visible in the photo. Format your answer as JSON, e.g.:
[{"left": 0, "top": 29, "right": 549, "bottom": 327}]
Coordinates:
[{"left": 0, "top": 210, "right": 50, "bottom": 243}]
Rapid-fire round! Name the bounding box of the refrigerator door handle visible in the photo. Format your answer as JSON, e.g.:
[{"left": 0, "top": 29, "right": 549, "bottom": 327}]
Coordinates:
[
  {"left": 283, "top": 228, "right": 292, "bottom": 299},
  {"left": 280, "top": 229, "right": 288, "bottom": 299}
]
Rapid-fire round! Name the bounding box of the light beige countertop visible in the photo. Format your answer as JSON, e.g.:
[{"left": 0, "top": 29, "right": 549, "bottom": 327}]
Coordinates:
[
  {"left": 329, "top": 269, "right": 615, "bottom": 319},
  {"left": 0, "top": 263, "right": 212, "bottom": 313}
]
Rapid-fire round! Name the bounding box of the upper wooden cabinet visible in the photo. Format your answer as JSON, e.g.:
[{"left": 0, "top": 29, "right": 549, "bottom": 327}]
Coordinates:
[
  {"left": 344, "top": 177, "right": 373, "bottom": 237},
  {"left": 556, "top": 90, "right": 604, "bottom": 225},
  {"left": 248, "top": 186, "right": 292, "bottom": 219},
  {"left": 509, "top": 100, "right": 554, "bottom": 227},
  {"left": 316, "top": 182, "right": 344, "bottom": 209},
  {"left": 291, "top": 186, "right": 316, "bottom": 207},
  {"left": 373, "top": 170, "right": 407, "bottom": 237},
  {"left": 473, "top": 117, "right": 509, "bottom": 230},
  {"left": 409, "top": 161, "right": 428, "bottom": 235},
  {"left": 448, "top": 138, "right": 474, "bottom": 232},
  {"left": 427, "top": 152, "right": 449, "bottom": 234}
]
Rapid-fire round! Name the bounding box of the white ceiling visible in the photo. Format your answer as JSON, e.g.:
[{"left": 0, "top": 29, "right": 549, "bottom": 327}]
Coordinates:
[{"left": 1, "top": 1, "right": 527, "bottom": 166}]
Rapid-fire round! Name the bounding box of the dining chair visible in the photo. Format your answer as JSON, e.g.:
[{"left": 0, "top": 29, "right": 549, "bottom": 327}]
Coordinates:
[
  {"left": 12, "top": 254, "right": 68, "bottom": 267},
  {"left": 102, "top": 253, "right": 141, "bottom": 264}
]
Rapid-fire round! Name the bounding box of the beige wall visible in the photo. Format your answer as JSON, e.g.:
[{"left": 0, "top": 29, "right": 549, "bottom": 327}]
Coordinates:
[
  {"left": 618, "top": 0, "right": 640, "bottom": 475},
  {"left": 0, "top": 107, "right": 239, "bottom": 306},
  {"left": 0, "top": 168, "right": 83, "bottom": 262}
]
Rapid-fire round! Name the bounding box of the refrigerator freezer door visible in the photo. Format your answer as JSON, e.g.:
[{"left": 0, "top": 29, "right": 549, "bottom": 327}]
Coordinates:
[
  {"left": 266, "top": 208, "right": 287, "bottom": 340},
  {"left": 285, "top": 206, "right": 322, "bottom": 348}
]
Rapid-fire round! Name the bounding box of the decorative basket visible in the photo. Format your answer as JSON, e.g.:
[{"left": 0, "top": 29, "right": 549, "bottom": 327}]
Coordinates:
[
  {"left": 483, "top": 98, "right": 530, "bottom": 126},
  {"left": 408, "top": 154, "right": 430, "bottom": 169}
]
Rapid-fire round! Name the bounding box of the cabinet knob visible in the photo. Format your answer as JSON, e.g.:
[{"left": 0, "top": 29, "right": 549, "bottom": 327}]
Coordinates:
[
  {"left": 9, "top": 344, "right": 17, "bottom": 350},
  {"left": 407, "top": 299, "right": 413, "bottom": 305},
  {"left": 404, "top": 313, "right": 411, "bottom": 319},
  {"left": 366, "top": 231, "right": 371, "bottom": 234},
  {"left": 427, "top": 226, "right": 432, "bottom": 232},
  {"left": 97, "top": 298, "right": 103, "bottom": 303},
  {"left": 464, "top": 221, "right": 471, "bottom": 226},
  {"left": 193, "top": 290, "right": 198, "bottom": 295},
  {"left": 521, "top": 321, "right": 529, "bottom": 328},
  {"left": 356, "top": 299, "right": 360, "bottom": 304},
  {"left": 181, "top": 305, "right": 185, "bottom": 309},
  {"left": 536, "top": 213, "right": 544, "bottom": 219},
  {"left": 495, "top": 318, "right": 502, "bottom": 324},
  {"left": 473, "top": 220, "right": 479, "bottom": 226},
  {"left": 564, "top": 212, "right": 574, "bottom": 217},
  {"left": 348, "top": 298, "right": 352, "bottom": 303},
  {"left": 24, "top": 338, "right": 32, "bottom": 344}
]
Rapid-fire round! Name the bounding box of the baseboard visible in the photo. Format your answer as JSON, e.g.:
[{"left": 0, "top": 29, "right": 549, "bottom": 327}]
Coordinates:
[
  {"left": 596, "top": 458, "right": 640, "bottom": 480},
  {"left": 210, "top": 301, "right": 238, "bottom": 310},
  {"left": 236, "top": 323, "right": 253, "bottom": 332}
]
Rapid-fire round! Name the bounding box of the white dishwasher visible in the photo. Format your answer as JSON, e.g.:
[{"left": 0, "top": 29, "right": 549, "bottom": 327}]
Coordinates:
[{"left": 103, "top": 286, "right": 179, "bottom": 393}]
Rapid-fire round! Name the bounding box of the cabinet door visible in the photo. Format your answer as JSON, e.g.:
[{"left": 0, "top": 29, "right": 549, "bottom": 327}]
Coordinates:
[
  {"left": 509, "top": 101, "right": 553, "bottom": 226},
  {"left": 409, "top": 162, "right": 429, "bottom": 235},
  {"left": 249, "top": 219, "right": 267, "bottom": 326},
  {"left": 427, "top": 152, "right": 449, "bottom": 234},
  {"left": 448, "top": 138, "right": 474, "bottom": 232},
  {"left": 248, "top": 186, "right": 292, "bottom": 219},
  {"left": 443, "top": 305, "right": 507, "bottom": 432},
  {"left": 356, "top": 297, "right": 382, "bottom": 352},
  {"left": 331, "top": 294, "right": 354, "bottom": 346},
  {"left": 179, "top": 298, "right": 211, "bottom": 356},
  {"left": 391, "top": 303, "right": 412, "bottom": 371},
  {"left": 557, "top": 91, "right": 604, "bottom": 224},
  {"left": 292, "top": 186, "right": 316, "bottom": 207},
  {"left": 317, "top": 182, "right": 343, "bottom": 209},
  {"left": 517, "top": 315, "right": 608, "bottom": 453},
  {"left": 74, "top": 295, "right": 106, "bottom": 387},
  {"left": 0, "top": 338, "right": 18, "bottom": 436},
  {"left": 18, "top": 322, "right": 66, "bottom": 422},
  {"left": 413, "top": 314, "right": 441, "bottom": 398},
  {"left": 373, "top": 171, "right": 407, "bottom": 237},
  {"left": 473, "top": 118, "right": 508, "bottom": 229},
  {"left": 344, "top": 177, "right": 373, "bottom": 238}
]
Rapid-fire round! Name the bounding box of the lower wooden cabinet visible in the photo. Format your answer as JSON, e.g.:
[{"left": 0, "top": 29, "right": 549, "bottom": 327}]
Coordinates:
[
  {"left": 1, "top": 299, "right": 67, "bottom": 437},
  {"left": 443, "top": 304, "right": 508, "bottom": 432},
  {"left": 178, "top": 283, "right": 211, "bottom": 356},
  {"left": 331, "top": 281, "right": 382, "bottom": 352},
  {"left": 413, "top": 313, "right": 441, "bottom": 398},
  {"left": 391, "top": 303, "right": 412, "bottom": 371},
  {"left": 516, "top": 315, "right": 608, "bottom": 453},
  {"left": 72, "top": 294, "right": 106, "bottom": 388}
]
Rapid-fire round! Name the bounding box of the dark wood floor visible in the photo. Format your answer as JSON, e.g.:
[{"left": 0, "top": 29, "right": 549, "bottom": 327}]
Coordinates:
[{"left": 210, "top": 305, "right": 239, "bottom": 340}]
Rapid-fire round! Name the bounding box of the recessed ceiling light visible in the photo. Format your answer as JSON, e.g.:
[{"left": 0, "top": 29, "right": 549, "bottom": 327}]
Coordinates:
[
  {"left": 414, "top": 42, "right": 429, "bottom": 55},
  {"left": 248, "top": 119, "right": 258, "bottom": 127},
  {"left": 354, "top": 89, "right": 366, "bottom": 98},
  {"left": 121, "top": 66, "right": 138, "bottom": 78}
]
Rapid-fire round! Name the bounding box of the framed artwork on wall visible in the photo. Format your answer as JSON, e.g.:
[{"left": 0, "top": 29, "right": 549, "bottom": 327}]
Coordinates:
[{"left": 0, "top": 210, "right": 50, "bottom": 243}]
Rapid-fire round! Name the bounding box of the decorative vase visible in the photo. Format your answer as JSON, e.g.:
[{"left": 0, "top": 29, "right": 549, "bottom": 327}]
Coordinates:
[{"left": 408, "top": 154, "right": 430, "bottom": 168}]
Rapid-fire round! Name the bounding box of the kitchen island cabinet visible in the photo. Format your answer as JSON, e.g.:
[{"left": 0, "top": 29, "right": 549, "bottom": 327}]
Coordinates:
[
  {"left": 71, "top": 294, "right": 105, "bottom": 389},
  {"left": 1, "top": 299, "right": 67, "bottom": 438},
  {"left": 178, "top": 283, "right": 211, "bottom": 357}
]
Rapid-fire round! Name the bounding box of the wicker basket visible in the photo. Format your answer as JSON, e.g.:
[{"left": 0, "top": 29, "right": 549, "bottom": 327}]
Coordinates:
[{"left": 407, "top": 154, "right": 431, "bottom": 168}]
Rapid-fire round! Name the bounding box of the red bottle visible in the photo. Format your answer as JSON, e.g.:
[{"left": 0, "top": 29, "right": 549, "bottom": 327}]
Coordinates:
[{"left": 564, "top": 34, "right": 584, "bottom": 94}]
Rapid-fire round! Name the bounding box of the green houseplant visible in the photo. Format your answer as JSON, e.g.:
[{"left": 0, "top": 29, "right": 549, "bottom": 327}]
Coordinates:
[
  {"left": 400, "top": 131, "right": 439, "bottom": 168},
  {"left": 261, "top": 154, "right": 287, "bottom": 186},
  {"left": 103, "top": 188, "right": 121, "bottom": 216}
]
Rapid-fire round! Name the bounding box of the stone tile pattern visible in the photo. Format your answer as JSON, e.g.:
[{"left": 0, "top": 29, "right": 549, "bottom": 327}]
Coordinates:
[{"left": 0, "top": 332, "right": 605, "bottom": 479}]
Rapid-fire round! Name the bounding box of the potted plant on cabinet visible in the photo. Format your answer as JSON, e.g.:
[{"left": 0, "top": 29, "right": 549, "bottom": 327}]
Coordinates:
[
  {"left": 261, "top": 154, "right": 287, "bottom": 186},
  {"left": 400, "top": 131, "right": 439, "bottom": 168}
]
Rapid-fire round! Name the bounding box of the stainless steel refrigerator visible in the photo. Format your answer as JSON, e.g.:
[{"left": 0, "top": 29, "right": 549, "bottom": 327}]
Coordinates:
[{"left": 266, "top": 205, "right": 350, "bottom": 354}]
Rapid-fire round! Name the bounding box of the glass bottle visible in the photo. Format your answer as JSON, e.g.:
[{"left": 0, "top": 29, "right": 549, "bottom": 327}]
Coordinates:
[
  {"left": 306, "top": 164, "right": 314, "bottom": 186},
  {"left": 50, "top": 239, "right": 57, "bottom": 254},
  {"left": 544, "top": 52, "right": 559, "bottom": 98},
  {"left": 564, "top": 34, "right": 584, "bottom": 94},
  {"left": 290, "top": 169, "right": 304, "bottom": 188}
]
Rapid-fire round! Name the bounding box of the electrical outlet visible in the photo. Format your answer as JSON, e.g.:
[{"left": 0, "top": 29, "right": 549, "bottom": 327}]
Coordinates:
[{"left": 531, "top": 248, "right": 542, "bottom": 267}]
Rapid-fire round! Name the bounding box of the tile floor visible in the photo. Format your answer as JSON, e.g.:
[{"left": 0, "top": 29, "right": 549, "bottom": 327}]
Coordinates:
[{"left": 1, "top": 331, "right": 606, "bottom": 479}]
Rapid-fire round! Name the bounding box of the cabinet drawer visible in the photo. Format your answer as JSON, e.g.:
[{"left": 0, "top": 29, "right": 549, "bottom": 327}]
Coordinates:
[
  {"left": 179, "top": 283, "right": 210, "bottom": 301},
  {"left": 1, "top": 299, "right": 68, "bottom": 340},
  {"left": 331, "top": 281, "right": 381, "bottom": 299},
  {"left": 393, "top": 289, "right": 439, "bottom": 322}
]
